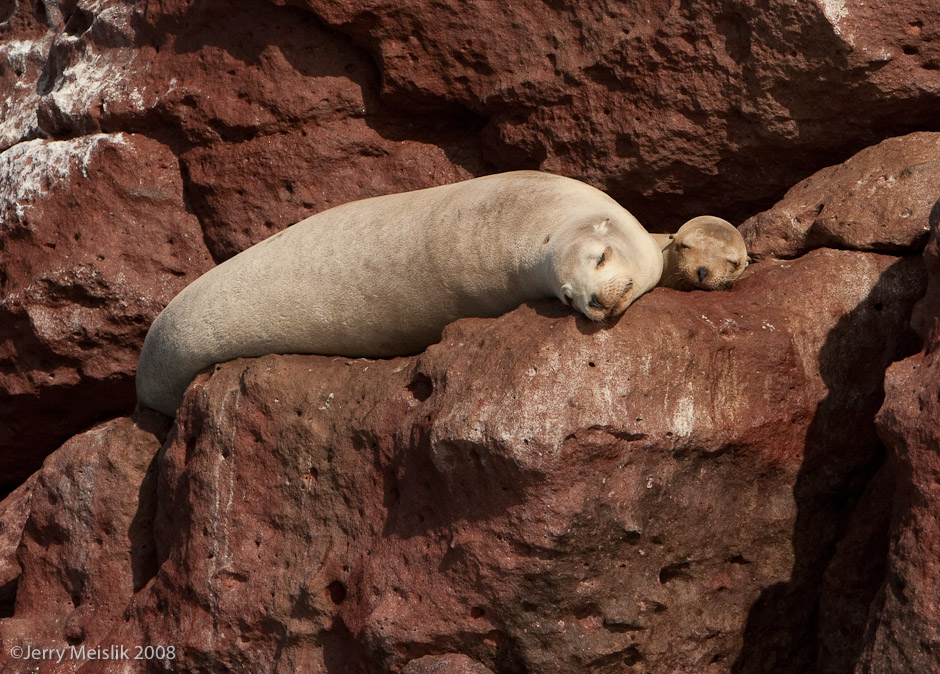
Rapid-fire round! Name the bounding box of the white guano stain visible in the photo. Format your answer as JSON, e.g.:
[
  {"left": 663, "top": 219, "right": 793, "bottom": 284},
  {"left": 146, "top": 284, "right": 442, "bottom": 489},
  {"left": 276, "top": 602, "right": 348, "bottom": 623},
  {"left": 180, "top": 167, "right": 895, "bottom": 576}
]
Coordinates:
[
  {"left": 1, "top": 2, "right": 139, "bottom": 148},
  {"left": 44, "top": 4, "right": 148, "bottom": 125},
  {"left": 47, "top": 48, "right": 128, "bottom": 120},
  {"left": 818, "top": 0, "right": 855, "bottom": 45},
  {"left": 670, "top": 383, "right": 696, "bottom": 439},
  {"left": 0, "top": 37, "right": 52, "bottom": 149},
  {"left": 2, "top": 40, "right": 44, "bottom": 74},
  {"left": 0, "top": 134, "right": 128, "bottom": 220}
]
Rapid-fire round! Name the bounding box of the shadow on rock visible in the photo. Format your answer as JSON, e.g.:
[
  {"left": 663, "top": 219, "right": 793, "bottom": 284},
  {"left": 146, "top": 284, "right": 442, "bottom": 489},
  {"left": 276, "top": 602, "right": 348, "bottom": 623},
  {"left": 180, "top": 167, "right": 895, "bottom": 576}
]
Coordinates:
[{"left": 732, "top": 255, "right": 926, "bottom": 674}]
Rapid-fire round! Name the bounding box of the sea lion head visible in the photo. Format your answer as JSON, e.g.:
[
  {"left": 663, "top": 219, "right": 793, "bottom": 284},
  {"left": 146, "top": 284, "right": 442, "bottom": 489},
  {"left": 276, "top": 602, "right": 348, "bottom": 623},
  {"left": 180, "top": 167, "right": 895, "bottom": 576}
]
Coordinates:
[
  {"left": 553, "top": 216, "right": 662, "bottom": 321},
  {"left": 661, "top": 216, "right": 748, "bottom": 291}
]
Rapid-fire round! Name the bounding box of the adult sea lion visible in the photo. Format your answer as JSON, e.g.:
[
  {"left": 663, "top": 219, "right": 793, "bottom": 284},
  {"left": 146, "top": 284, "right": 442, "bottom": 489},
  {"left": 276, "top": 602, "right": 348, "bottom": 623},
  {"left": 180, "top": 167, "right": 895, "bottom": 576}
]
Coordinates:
[
  {"left": 137, "top": 171, "right": 663, "bottom": 415},
  {"left": 653, "top": 216, "right": 749, "bottom": 291}
]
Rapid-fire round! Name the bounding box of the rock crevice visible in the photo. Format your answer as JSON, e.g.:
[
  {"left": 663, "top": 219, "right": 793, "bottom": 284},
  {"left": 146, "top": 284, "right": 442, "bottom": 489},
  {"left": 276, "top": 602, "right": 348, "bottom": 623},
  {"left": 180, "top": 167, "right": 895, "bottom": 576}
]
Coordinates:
[{"left": 1, "top": 1, "right": 939, "bottom": 672}]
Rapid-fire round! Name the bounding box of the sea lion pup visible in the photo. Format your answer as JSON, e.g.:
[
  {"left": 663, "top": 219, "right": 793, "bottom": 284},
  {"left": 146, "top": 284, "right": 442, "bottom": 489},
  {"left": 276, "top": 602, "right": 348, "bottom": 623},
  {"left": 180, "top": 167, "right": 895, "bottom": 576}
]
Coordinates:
[
  {"left": 136, "top": 171, "right": 663, "bottom": 415},
  {"left": 653, "top": 216, "right": 749, "bottom": 291}
]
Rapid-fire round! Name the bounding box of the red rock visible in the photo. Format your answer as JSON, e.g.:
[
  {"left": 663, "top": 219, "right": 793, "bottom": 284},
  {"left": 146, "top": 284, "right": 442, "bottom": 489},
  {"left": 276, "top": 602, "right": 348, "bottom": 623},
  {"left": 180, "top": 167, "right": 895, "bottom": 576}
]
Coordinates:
[
  {"left": 308, "top": 0, "right": 940, "bottom": 226},
  {"left": 740, "top": 132, "right": 940, "bottom": 260},
  {"left": 5, "top": 0, "right": 938, "bottom": 236},
  {"left": 25, "top": 0, "right": 488, "bottom": 260},
  {"left": 855, "top": 221, "right": 940, "bottom": 674},
  {"left": 183, "top": 122, "right": 482, "bottom": 261},
  {"left": 0, "top": 247, "right": 917, "bottom": 673},
  {"left": 0, "top": 477, "right": 33, "bottom": 619},
  {"left": 862, "top": 347, "right": 940, "bottom": 674},
  {"left": 402, "top": 654, "right": 495, "bottom": 674},
  {"left": 0, "top": 0, "right": 938, "bottom": 670},
  {"left": 739, "top": 134, "right": 940, "bottom": 674},
  {"left": 0, "top": 133, "right": 212, "bottom": 490},
  {"left": 0, "top": 412, "right": 168, "bottom": 673},
  {"left": 816, "top": 464, "right": 895, "bottom": 674},
  {"left": 911, "top": 209, "right": 940, "bottom": 345},
  {"left": 0, "top": 2, "right": 51, "bottom": 151}
]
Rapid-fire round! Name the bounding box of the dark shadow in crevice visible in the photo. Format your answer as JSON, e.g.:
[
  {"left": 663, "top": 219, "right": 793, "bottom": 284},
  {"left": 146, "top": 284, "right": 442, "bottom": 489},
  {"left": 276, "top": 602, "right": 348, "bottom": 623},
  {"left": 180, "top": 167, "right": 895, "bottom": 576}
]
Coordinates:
[
  {"left": 319, "top": 616, "right": 378, "bottom": 674},
  {"left": 0, "top": 576, "right": 18, "bottom": 618},
  {"left": 0, "top": 376, "right": 138, "bottom": 496},
  {"left": 127, "top": 451, "right": 161, "bottom": 593},
  {"left": 732, "top": 255, "right": 927, "bottom": 674}
]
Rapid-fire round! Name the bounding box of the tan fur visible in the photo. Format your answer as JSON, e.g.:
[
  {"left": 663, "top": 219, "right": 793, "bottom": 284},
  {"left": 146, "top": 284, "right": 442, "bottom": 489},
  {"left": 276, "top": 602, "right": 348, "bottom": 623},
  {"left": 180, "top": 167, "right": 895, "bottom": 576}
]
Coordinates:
[
  {"left": 137, "top": 171, "right": 663, "bottom": 415},
  {"left": 654, "top": 216, "right": 748, "bottom": 291}
]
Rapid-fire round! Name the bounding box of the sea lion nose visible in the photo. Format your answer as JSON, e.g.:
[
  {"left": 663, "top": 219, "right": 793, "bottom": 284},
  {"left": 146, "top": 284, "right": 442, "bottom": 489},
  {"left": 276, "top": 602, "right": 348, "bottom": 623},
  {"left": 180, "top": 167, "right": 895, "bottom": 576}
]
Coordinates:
[
  {"left": 697, "top": 267, "right": 709, "bottom": 282},
  {"left": 606, "top": 281, "right": 635, "bottom": 317}
]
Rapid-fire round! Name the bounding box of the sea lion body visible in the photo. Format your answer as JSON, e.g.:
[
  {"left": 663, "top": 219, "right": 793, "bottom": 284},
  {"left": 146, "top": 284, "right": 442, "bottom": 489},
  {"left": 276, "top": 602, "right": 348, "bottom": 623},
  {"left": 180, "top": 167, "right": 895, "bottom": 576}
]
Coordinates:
[
  {"left": 654, "top": 216, "right": 749, "bottom": 291},
  {"left": 137, "top": 171, "right": 663, "bottom": 415}
]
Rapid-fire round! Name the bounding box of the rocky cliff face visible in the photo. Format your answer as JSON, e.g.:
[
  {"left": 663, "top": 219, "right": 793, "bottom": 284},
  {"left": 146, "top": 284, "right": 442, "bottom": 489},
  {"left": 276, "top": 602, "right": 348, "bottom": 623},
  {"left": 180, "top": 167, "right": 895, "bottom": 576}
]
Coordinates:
[{"left": 1, "top": 0, "right": 939, "bottom": 673}]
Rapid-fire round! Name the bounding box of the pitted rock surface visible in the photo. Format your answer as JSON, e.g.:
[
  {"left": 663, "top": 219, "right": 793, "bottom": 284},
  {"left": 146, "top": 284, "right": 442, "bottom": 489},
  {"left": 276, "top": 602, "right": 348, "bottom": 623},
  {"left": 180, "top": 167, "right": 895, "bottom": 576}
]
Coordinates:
[{"left": 1, "top": 0, "right": 939, "bottom": 672}]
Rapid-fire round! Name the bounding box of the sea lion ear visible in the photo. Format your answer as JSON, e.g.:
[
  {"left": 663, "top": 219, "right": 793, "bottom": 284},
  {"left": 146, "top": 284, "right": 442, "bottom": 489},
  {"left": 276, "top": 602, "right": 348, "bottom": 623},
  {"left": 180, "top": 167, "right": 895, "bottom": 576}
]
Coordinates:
[
  {"left": 593, "top": 218, "right": 610, "bottom": 234},
  {"left": 560, "top": 283, "right": 574, "bottom": 306}
]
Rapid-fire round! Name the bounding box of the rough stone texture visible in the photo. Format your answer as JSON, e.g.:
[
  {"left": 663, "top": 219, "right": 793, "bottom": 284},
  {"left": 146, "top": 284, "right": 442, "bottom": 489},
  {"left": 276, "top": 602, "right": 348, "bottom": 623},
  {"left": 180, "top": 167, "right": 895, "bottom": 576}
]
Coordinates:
[
  {"left": 740, "top": 132, "right": 940, "bottom": 260},
  {"left": 4, "top": 0, "right": 940, "bottom": 240},
  {"left": 0, "top": 0, "right": 53, "bottom": 150},
  {"left": 163, "top": 0, "right": 488, "bottom": 260},
  {"left": 911, "top": 213, "right": 940, "bottom": 345},
  {"left": 24, "top": 0, "right": 489, "bottom": 260},
  {"left": 3, "top": 0, "right": 940, "bottom": 475},
  {"left": 734, "top": 134, "right": 940, "bottom": 674},
  {"left": 0, "top": 248, "right": 925, "bottom": 673},
  {"left": 0, "top": 412, "right": 169, "bottom": 674},
  {"left": 0, "top": 477, "right": 33, "bottom": 619},
  {"left": 1, "top": 0, "right": 940, "bottom": 671},
  {"left": 0, "top": 133, "right": 212, "bottom": 491},
  {"left": 816, "top": 463, "right": 895, "bottom": 674},
  {"left": 308, "top": 0, "right": 940, "bottom": 228},
  {"left": 856, "top": 223, "right": 940, "bottom": 674},
  {"left": 862, "top": 350, "right": 940, "bottom": 674},
  {"left": 402, "top": 654, "right": 496, "bottom": 674}
]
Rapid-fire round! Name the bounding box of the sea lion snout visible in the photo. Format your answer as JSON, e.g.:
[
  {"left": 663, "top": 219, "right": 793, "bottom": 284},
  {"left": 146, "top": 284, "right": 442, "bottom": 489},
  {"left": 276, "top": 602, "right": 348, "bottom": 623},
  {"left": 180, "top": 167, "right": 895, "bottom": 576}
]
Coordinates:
[{"left": 600, "top": 276, "right": 635, "bottom": 317}]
